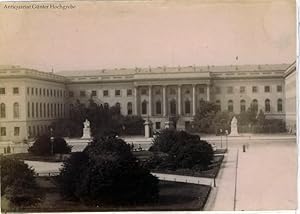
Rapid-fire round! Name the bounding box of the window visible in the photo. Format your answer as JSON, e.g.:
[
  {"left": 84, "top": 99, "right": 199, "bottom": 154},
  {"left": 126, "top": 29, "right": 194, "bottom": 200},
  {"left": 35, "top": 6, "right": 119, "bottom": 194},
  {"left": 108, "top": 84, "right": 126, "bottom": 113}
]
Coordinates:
[
  {"left": 277, "top": 85, "right": 282, "bottom": 92},
  {"left": 170, "top": 99, "right": 176, "bottom": 115},
  {"left": 251, "top": 99, "right": 258, "bottom": 112},
  {"left": 142, "top": 100, "right": 147, "bottom": 114},
  {"left": 277, "top": 99, "right": 283, "bottom": 112},
  {"left": 13, "top": 102, "right": 19, "bottom": 118},
  {"left": 228, "top": 100, "right": 234, "bottom": 112},
  {"left": 199, "top": 87, "right": 205, "bottom": 94},
  {"left": 0, "top": 127, "right": 6, "bottom": 136},
  {"left": 185, "top": 121, "right": 191, "bottom": 129},
  {"left": 0, "top": 88, "right": 5, "bottom": 95},
  {"left": 170, "top": 88, "right": 176, "bottom": 95},
  {"left": 28, "top": 102, "right": 30, "bottom": 117},
  {"left": 127, "top": 102, "right": 133, "bottom": 115},
  {"left": 27, "top": 87, "right": 30, "bottom": 95},
  {"left": 14, "top": 127, "right": 20, "bottom": 136},
  {"left": 13, "top": 87, "right": 19, "bottom": 94},
  {"left": 28, "top": 126, "right": 31, "bottom": 137},
  {"left": 252, "top": 86, "right": 258, "bottom": 93},
  {"left": 185, "top": 89, "right": 190, "bottom": 94},
  {"left": 240, "top": 86, "right": 246, "bottom": 93},
  {"left": 103, "top": 90, "right": 109, "bottom": 97},
  {"left": 115, "top": 90, "right": 121, "bottom": 96},
  {"left": 265, "top": 99, "right": 271, "bottom": 112},
  {"left": 0, "top": 103, "right": 6, "bottom": 118},
  {"left": 50, "top": 89, "right": 53, "bottom": 96},
  {"left": 240, "top": 100, "right": 246, "bottom": 112},
  {"left": 69, "top": 91, "right": 74, "bottom": 97},
  {"left": 43, "top": 89, "right": 46, "bottom": 96},
  {"left": 185, "top": 100, "right": 191, "bottom": 114},
  {"left": 35, "top": 88, "right": 38, "bottom": 95},
  {"left": 227, "top": 87, "right": 233, "bottom": 94},
  {"left": 156, "top": 101, "right": 162, "bottom": 115},
  {"left": 47, "top": 103, "right": 50, "bottom": 117},
  {"left": 91, "top": 90, "right": 97, "bottom": 97},
  {"left": 31, "top": 88, "right": 34, "bottom": 95},
  {"left": 39, "top": 88, "right": 42, "bottom": 96},
  {"left": 155, "top": 89, "right": 161, "bottom": 95},
  {"left": 40, "top": 103, "right": 42, "bottom": 118},
  {"left": 80, "top": 91, "right": 86, "bottom": 97},
  {"left": 115, "top": 102, "right": 121, "bottom": 113},
  {"left": 47, "top": 89, "right": 49, "bottom": 96},
  {"left": 155, "top": 122, "right": 161, "bottom": 130},
  {"left": 264, "top": 86, "right": 270, "bottom": 93},
  {"left": 36, "top": 103, "right": 39, "bottom": 118},
  {"left": 141, "top": 88, "right": 147, "bottom": 95},
  {"left": 216, "top": 100, "right": 221, "bottom": 111},
  {"left": 127, "top": 89, "right": 132, "bottom": 96},
  {"left": 104, "top": 103, "right": 109, "bottom": 109},
  {"left": 215, "top": 87, "right": 221, "bottom": 94},
  {"left": 44, "top": 103, "right": 46, "bottom": 118}
]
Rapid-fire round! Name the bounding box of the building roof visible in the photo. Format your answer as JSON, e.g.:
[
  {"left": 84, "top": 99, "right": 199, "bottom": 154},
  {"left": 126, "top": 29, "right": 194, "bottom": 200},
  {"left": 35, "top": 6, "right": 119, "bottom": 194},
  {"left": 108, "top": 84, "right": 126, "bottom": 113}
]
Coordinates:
[{"left": 56, "top": 64, "right": 291, "bottom": 77}]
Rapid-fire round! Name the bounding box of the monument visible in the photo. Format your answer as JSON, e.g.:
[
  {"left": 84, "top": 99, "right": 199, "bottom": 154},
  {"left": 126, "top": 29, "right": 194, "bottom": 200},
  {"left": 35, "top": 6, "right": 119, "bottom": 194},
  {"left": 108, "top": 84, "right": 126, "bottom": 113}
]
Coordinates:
[
  {"left": 144, "top": 118, "right": 152, "bottom": 138},
  {"left": 229, "top": 116, "right": 239, "bottom": 136},
  {"left": 81, "top": 119, "right": 91, "bottom": 139}
]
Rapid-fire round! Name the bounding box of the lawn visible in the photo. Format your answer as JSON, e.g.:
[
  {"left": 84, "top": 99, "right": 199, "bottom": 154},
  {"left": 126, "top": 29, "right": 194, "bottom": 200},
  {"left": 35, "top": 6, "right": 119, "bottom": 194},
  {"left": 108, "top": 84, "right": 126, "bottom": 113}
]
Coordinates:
[{"left": 5, "top": 178, "right": 211, "bottom": 212}]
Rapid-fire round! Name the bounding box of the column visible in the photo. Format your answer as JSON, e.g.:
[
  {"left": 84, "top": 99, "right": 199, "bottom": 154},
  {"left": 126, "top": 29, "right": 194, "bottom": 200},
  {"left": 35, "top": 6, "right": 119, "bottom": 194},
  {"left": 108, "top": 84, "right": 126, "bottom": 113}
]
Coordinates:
[
  {"left": 148, "top": 85, "right": 152, "bottom": 116},
  {"left": 192, "top": 84, "right": 196, "bottom": 116},
  {"left": 134, "top": 87, "right": 138, "bottom": 115},
  {"left": 207, "top": 84, "right": 210, "bottom": 101},
  {"left": 163, "top": 86, "right": 167, "bottom": 116},
  {"left": 178, "top": 85, "right": 181, "bottom": 115}
]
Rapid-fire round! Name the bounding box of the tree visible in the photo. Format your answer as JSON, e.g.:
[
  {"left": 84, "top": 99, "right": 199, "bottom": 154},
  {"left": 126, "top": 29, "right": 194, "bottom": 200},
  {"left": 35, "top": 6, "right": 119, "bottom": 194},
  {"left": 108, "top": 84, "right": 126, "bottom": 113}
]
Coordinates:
[
  {"left": 59, "top": 136, "right": 159, "bottom": 205},
  {"left": 149, "top": 129, "right": 213, "bottom": 170},
  {"left": 0, "top": 156, "right": 43, "bottom": 207},
  {"left": 28, "top": 135, "right": 72, "bottom": 155},
  {"left": 193, "top": 100, "right": 218, "bottom": 133}
]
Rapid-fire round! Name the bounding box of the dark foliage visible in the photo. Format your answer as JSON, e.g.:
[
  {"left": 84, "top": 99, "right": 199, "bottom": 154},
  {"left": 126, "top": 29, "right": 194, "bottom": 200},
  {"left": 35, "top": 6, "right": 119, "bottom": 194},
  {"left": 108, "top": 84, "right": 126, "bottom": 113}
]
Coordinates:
[
  {"left": 0, "top": 156, "right": 43, "bottom": 206},
  {"left": 28, "top": 135, "right": 72, "bottom": 155},
  {"left": 149, "top": 130, "right": 213, "bottom": 170},
  {"left": 59, "top": 136, "right": 159, "bottom": 205}
]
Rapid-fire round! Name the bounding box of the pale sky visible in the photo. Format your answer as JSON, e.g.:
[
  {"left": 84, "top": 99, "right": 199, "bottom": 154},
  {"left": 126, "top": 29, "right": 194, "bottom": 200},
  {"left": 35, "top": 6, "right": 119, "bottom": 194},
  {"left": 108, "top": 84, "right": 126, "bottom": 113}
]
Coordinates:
[{"left": 0, "top": 0, "right": 296, "bottom": 73}]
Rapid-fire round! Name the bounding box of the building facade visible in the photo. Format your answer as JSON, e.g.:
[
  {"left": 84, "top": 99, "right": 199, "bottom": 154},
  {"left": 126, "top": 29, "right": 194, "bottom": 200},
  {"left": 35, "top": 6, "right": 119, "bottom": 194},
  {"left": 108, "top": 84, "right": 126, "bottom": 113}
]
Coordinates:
[{"left": 0, "top": 62, "right": 296, "bottom": 143}]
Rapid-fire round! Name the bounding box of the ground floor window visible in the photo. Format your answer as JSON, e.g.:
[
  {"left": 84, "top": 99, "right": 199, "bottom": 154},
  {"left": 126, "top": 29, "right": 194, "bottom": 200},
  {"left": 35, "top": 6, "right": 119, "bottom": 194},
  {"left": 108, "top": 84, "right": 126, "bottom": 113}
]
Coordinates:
[
  {"left": 155, "top": 122, "right": 161, "bottom": 129},
  {"left": 0, "top": 127, "right": 6, "bottom": 136}
]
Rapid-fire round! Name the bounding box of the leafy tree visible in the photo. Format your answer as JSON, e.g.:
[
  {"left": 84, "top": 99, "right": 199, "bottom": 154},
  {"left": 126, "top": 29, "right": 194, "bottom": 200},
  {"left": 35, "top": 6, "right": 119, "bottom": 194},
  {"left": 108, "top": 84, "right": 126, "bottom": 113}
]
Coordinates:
[
  {"left": 193, "top": 100, "right": 218, "bottom": 133},
  {"left": 0, "top": 156, "right": 43, "bottom": 206},
  {"left": 149, "top": 129, "right": 213, "bottom": 170},
  {"left": 59, "top": 136, "right": 159, "bottom": 205},
  {"left": 28, "top": 135, "right": 72, "bottom": 155}
]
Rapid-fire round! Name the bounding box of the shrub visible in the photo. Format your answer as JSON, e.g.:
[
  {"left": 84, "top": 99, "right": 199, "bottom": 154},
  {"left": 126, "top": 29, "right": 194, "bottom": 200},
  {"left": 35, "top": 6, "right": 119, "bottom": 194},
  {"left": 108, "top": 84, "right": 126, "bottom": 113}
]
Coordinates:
[
  {"left": 149, "top": 129, "right": 213, "bottom": 170},
  {"left": 0, "top": 156, "right": 43, "bottom": 206},
  {"left": 28, "top": 135, "right": 72, "bottom": 155},
  {"left": 59, "top": 136, "right": 159, "bottom": 205}
]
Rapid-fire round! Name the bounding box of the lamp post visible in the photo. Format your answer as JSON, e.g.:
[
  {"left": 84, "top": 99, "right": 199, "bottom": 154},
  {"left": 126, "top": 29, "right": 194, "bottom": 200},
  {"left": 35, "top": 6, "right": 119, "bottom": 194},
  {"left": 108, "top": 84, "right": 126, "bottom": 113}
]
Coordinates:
[
  {"left": 220, "top": 129, "right": 223, "bottom": 149},
  {"left": 50, "top": 128, "right": 54, "bottom": 156},
  {"left": 225, "top": 130, "right": 228, "bottom": 150}
]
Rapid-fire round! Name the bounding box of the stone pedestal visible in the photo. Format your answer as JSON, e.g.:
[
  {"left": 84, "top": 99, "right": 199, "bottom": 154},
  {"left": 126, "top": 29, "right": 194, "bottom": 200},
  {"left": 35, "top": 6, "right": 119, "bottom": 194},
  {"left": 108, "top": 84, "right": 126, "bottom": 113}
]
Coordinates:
[
  {"left": 81, "top": 127, "right": 91, "bottom": 139},
  {"left": 144, "top": 121, "right": 150, "bottom": 138}
]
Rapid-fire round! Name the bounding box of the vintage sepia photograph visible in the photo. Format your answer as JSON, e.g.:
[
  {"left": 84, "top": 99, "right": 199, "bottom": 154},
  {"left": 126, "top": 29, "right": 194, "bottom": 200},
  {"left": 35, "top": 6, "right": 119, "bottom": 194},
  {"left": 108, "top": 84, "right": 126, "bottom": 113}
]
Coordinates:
[{"left": 0, "top": 0, "right": 297, "bottom": 212}]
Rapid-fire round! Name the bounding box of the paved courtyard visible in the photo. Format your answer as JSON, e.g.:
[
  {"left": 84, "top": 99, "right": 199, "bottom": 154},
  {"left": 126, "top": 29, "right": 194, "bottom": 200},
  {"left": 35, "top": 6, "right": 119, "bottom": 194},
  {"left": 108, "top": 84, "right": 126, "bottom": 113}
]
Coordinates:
[{"left": 205, "top": 137, "right": 297, "bottom": 211}]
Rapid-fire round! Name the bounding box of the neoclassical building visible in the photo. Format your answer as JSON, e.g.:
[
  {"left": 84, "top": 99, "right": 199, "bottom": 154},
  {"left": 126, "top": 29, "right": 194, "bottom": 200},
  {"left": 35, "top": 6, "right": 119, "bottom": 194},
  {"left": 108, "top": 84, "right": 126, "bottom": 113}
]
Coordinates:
[{"left": 0, "top": 62, "right": 296, "bottom": 143}]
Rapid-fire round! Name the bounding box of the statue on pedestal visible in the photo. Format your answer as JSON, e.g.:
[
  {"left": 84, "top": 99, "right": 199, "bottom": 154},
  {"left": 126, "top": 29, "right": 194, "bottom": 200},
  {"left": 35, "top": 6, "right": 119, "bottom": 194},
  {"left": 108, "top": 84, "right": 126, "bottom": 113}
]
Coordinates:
[
  {"left": 81, "top": 119, "right": 91, "bottom": 139},
  {"left": 229, "top": 116, "right": 239, "bottom": 136}
]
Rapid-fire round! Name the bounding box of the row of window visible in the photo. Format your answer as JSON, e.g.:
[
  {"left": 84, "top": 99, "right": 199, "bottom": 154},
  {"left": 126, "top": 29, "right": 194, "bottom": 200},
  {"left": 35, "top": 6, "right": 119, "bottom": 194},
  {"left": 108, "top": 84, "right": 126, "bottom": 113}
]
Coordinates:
[
  {"left": 70, "top": 89, "right": 133, "bottom": 98},
  {"left": 28, "top": 125, "right": 49, "bottom": 138},
  {"left": 0, "top": 127, "right": 20, "bottom": 136},
  {"left": 27, "top": 102, "right": 66, "bottom": 119},
  {"left": 0, "top": 103, "right": 20, "bottom": 119},
  {"left": 0, "top": 87, "right": 19, "bottom": 95},
  {"left": 215, "top": 99, "right": 283, "bottom": 113},
  {"left": 215, "top": 85, "right": 282, "bottom": 94},
  {"left": 27, "top": 87, "right": 66, "bottom": 98}
]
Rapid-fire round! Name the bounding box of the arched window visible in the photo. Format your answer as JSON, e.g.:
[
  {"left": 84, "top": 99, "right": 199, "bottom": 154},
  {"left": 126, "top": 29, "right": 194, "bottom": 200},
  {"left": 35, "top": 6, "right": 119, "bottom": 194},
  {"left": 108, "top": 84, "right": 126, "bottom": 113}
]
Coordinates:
[
  {"left": 170, "top": 99, "right": 176, "bottom": 115},
  {"left": 185, "top": 100, "right": 191, "bottom": 114},
  {"left": 0, "top": 103, "right": 5, "bottom": 118},
  {"left": 240, "top": 100, "right": 246, "bottom": 112},
  {"left": 127, "top": 102, "right": 133, "bottom": 115},
  {"left": 216, "top": 100, "right": 221, "bottom": 111},
  {"left": 142, "top": 100, "right": 147, "bottom": 115},
  {"left": 228, "top": 100, "right": 234, "bottom": 112},
  {"left": 104, "top": 103, "right": 109, "bottom": 109},
  {"left": 13, "top": 102, "right": 19, "bottom": 118},
  {"left": 156, "top": 100, "right": 162, "bottom": 115},
  {"left": 277, "top": 99, "right": 283, "bottom": 112},
  {"left": 115, "top": 102, "right": 121, "bottom": 114},
  {"left": 251, "top": 99, "right": 258, "bottom": 112},
  {"left": 265, "top": 99, "right": 271, "bottom": 112}
]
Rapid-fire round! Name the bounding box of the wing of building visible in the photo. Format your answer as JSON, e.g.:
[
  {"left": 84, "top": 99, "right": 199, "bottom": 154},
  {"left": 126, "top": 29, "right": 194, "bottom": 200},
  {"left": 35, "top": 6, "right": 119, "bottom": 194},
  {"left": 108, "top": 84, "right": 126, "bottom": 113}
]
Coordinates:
[{"left": 0, "top": 62, "right": 296, "bottom": 144}]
